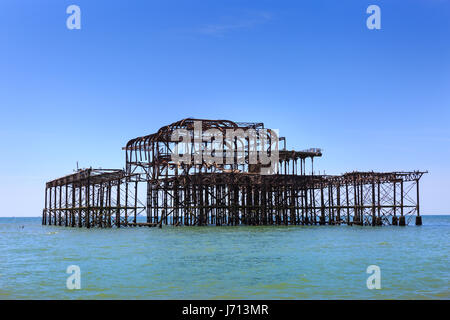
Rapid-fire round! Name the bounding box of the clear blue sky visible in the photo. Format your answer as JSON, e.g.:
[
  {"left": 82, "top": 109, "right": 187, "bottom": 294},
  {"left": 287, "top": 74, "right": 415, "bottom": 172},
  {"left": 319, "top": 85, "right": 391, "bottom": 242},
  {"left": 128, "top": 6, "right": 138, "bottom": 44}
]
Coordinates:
[{"left": 0, "top": 0, "right": 449, "bottom": 216}]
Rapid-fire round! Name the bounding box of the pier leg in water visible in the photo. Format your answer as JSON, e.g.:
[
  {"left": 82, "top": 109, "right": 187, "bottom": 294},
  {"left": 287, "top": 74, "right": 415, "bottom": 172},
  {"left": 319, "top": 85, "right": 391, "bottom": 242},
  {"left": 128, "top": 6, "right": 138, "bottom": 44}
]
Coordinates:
[
  {"left": 376, "top": 217, "right": 382, "bottom": 226},
  {"left": 319, "top": 216, "right": 325, "bottom": 225},
  {"left": 416, "top": 216, "right": 422, "bottom": 226},
  {"left": 392, "top": 216, "right": 398, "bottom": 225}
]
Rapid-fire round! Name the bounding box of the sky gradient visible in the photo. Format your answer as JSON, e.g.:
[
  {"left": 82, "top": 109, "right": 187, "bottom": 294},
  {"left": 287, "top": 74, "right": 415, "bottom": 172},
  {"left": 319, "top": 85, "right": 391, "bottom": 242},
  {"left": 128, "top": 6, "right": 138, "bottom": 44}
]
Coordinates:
[{"left": 0, "top": 0, "right": 449, "bottom": 216}]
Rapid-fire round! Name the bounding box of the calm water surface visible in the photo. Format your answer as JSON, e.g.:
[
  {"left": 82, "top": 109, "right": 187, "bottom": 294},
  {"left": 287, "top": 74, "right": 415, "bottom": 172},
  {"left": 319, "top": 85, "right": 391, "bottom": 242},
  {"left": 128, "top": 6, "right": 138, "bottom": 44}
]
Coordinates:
[{"left": 0, "top": 216, "right": 448, "bottom": 299}]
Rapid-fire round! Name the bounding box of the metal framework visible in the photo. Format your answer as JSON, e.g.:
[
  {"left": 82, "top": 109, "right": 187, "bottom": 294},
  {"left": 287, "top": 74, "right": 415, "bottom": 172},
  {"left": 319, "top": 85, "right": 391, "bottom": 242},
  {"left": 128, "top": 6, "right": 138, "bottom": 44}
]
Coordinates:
[
  {"left": 43, "top": 118, "right": 426, "bottom": 227},
  {"left": 42, "top": 169, "right": 145, "bottom": 228}
]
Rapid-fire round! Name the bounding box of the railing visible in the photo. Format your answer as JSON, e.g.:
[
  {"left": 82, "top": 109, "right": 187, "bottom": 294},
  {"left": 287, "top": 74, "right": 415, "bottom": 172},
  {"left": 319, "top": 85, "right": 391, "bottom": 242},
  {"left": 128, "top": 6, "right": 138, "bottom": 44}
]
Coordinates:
[{"left": 302, "top": 148, "right": 322, "bottom": 154}]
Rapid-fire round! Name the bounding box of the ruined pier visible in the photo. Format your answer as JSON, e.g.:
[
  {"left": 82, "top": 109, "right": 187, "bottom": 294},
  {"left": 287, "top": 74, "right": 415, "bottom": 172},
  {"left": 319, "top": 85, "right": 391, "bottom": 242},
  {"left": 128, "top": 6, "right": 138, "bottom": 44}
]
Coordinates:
[{"left": 43, "top": 118, "right": 426, "bottom": 227}]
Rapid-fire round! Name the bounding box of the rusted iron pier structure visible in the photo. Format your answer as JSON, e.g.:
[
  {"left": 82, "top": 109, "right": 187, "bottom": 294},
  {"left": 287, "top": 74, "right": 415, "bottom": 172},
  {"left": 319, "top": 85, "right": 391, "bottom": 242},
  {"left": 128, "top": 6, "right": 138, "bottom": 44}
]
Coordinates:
[
  {"left": 43, "top": 118, "right": 426, "bottom": 227},
  {"left": 43, "top": 169, "right": 146, "bottom": 228}
]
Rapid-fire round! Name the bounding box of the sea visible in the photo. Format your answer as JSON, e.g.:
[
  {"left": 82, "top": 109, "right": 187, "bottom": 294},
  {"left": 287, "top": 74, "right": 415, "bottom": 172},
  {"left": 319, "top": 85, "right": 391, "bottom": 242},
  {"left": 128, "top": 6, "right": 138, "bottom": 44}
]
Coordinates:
[{"left": 0, "top": 216, "right": 448, "bottom": 299}]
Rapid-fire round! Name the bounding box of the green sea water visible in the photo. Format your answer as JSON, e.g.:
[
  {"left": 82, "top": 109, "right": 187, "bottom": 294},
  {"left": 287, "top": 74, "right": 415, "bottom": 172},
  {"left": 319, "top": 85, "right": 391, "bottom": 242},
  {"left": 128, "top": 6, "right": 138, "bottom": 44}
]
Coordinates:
[{"left": 0, "top": 216, "right": 448, "bottom": 299}]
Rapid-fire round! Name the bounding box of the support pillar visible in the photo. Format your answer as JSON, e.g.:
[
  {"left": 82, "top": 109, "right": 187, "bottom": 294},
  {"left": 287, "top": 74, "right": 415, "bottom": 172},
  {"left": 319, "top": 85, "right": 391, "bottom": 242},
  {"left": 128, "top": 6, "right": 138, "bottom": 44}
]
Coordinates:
[
  {"left": 415, "top": 179, "right": 422, "bottom": 226},
  {"left": 399, "top": 180, "right": 405, "bottom": 226}
]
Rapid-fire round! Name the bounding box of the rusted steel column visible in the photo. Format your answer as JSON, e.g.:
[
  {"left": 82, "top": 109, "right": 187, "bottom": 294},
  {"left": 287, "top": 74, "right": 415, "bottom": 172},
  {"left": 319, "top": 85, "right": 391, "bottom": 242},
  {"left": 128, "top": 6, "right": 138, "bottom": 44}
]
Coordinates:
[
  {"left": 78, "top": 185, "right": 82, "bottom": 227},
  {"left": 360, "top": 183, "right": 364, "bottom": 225},
  {"left": 336, "top": 184, "right": 341, "bottom": 224},
  {"left": 250, "top": 186, "right": 255, "bottom": 225},
  {"left": 103, "top": 185, "right": 108, "bottom": 226},
  {"left": 71, "top": 185, "right": 75, "bottom": 227},
  {"left": 328, "top": 184, "right": 334, "bottom": 224},
  {"left": 86, "top": 182, "right": 90, "bottom": 229},
  {"left": 288, "top": 187, "right": 295, "bottom": 225},
  {"left": 399, "top": 180, "right": 406, "bottom": 226},
  {"left": 183, "top": 185, "right": 189, "bottom": 226},
  {"left": 232, "top": 186, "right": 238, "bottom": 226},
  {"left": 43, "top": 187, "right": 48, "bottom": 225},
  {"left": 377, "top": 181, "right": 382, "bottom": 226},
  {"left": 274, "top": 186, "right": 278, "bottom": 225},
  {"left": 253, "top": 186, "right": 258, "bottom": 225},
  {"left": 345, "top": 183, "right": 350, "bottom": 225},
  {"left": 220, "top": 186, "right": 225, "bottom": 226},
  {"left": 242, "top": 186, "right": 247, "bottom": 225},
  {"left": 254, "top": 186, "right": 261, "bottom": 225},
  {"left": 371, "top": 182, "right": 376, "bottom": 226},
  {"left": 58, "top": 185, "right": 62, "bottom": 226},
  {"left": 304, "top": 187, "right": 309, "bottom": 225},
  {"left": 134, "top": 181, "right": 138, "bottom": 224},
  {"left": 92, "top": 184, "right": 97, "bottom": 227},
  {"left": 262, "top": 185, "right": 267, "bottom": 225},
  {"left": 193, "top": 184, "right": 198, "bottom": 225},
  {"left": 311, "top": 187, "right": 317, "bottom": 224},
  {"left": 98, "top": 183, "right": 104, "bottom": 227},
  {"left": 299, "top": 188, "right": 304, "bottom": 225},
  {"left": 295, "top": 187, "right": 300, "bottom": 225},
  {"left": 319, "top": 183, "right": 325, "bottom": 225},
  {"left": 65, "top": 184, "right": 68, "bottom": 227},
  {"left": 116, "top": 179, "right": 120, "bottom": 228},
  {"left": 415, "top": 179, "right": 422, "bottom": 225},
  {"left": 53, "top": 186, "right": 57, "bottom": 226},
  {"left": 199, "top": 184, "right": 204, "bottom": 226},
  {"left": 174, "top": 181, "right": 180, "bottom": 226},
  {"left": 224, "top": 185, "right": 229, "bottom": 225},
  {"left": 146, "top": 181, "right": 152, "bottom": 224},
  {"left": 283, "top": 186, "right": 288, "bottom": 225},
  {"left": 155, "top": 185, "right": 160, "bottom": 224},
  {"left": 267, "top": 186, "right": 272, "bottom": 225},
  {"left": 213, "top": 185, "right": 219, "bottom": 226},
  {"left": 108, "top": 181, "right": 112, "bottom": 227},
  {"left": 392, "top": 181, "right": 398, "bottom": 225},
  {"left": 124, "top": 180, "right": 128, "bottom": 225},
  {"left": 49, "top": 186, "right": 53, "bottom": 225},
  {"left": 204, "top": 185, "right": 209, "bottom": 226},
  {"left": 163, "top": 182, "right": 168, "bottom": 224},
  {"left": 353, "top": 181, "right": 358, "bottom": 225}
]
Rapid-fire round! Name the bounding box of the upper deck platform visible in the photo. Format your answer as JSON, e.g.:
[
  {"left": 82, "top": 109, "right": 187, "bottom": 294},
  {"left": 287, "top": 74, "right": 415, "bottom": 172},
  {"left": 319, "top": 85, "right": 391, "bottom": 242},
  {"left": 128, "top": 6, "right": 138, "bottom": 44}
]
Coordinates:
[{"left": 46, "top": 168, "right": 126, "bottom": 188}]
